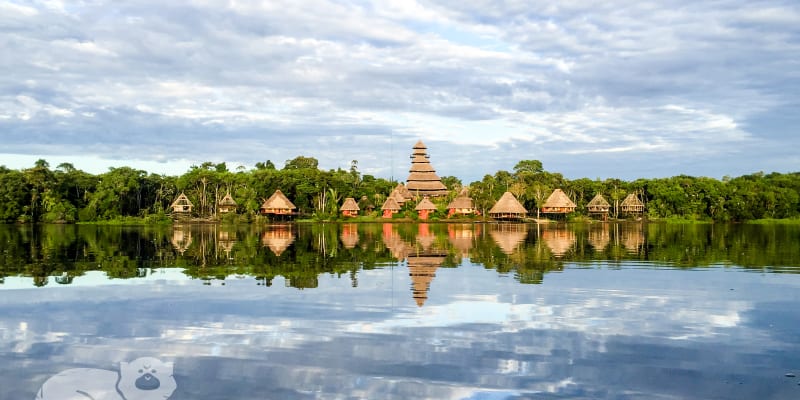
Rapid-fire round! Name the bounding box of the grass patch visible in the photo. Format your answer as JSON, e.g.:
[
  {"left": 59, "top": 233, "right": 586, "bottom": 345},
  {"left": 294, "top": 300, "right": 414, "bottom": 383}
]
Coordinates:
[{"left": 746, "top": 218, "right": 800, "bottom": 225}]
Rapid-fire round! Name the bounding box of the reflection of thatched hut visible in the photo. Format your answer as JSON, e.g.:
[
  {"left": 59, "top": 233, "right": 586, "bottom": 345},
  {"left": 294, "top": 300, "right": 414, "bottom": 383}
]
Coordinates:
[
  {"left": 541, "top": 189, "right": 576, "bottom": 214},
  {"left": 170, "top": 193, "right": 194, "bottom": 213},
  {"left": 621, "top": 223, "right": 644, "bottom": 253},
  {"left": 446, "top": 188, "right": 477, "bottom": 217},
  {"left": 489, "top": 192, "right": 528, "bottom": 220},
  {"left": 541, "top": 228, "right": 576, "bottom": 257},
  {"left": 381, "top": 223, "right": 412, "bottom": 259},
  {"left": 340, "top": 223, "right": 359, "bottom": 249},
  {"left": 381, "top": 197, "right": 401, "bottom": 218},
  {"left": 260, "top": 190, "right": 296, "bottom": 216},
  {"left": 587, "top": 194, "right": 610, "bottom": 219},
  {"left": 171, "top": 226, "right": 193, "bottom": 254},
  {"left": 261, "top": 225, "right": 295, "bottom": 256},
  {"left": 621, "top": 193, "right": 645, "bottom": 214},
  {"left": 217, "top": 192, "right": 237, "bottom": 214},
  {"left": 415, "top": 196, "right": 437, "bottom": 220},
  {"left": 406, "top": 141, "right": 449, "bottom": 197},
  {"left": 488, "top": 223, "right": 528, "bottom": 254},
  {"left": 340, "top": 197, "right": 360, "bottom": 217},
  {"left": 218, "top": 229, "right": 236, "bottom": 256},
  {"left": 588, "top": 226, "right": 610, "bottom": 250},
  {"left": 448, "top": 224, "right": 478, "bottom": 256}
]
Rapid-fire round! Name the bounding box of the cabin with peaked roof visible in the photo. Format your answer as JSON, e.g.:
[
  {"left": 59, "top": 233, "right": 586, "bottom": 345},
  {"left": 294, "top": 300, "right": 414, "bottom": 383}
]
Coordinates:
[
  {"left": 391, "top": 188, "right": 408, "bottom": 205},
  {"left": 381, "top": 197, "right": 401, "bottom": 218},
  {"left": 415, "top": 196, "right": 437, "bottom": 220},
  {"left": 405, "top": 140, "right": 449, "bottom": 197},
  {"left": 340, "top": 197, "right": 360, "bottom": 217},
  {"left": 394, "top": 183, "right": 413, "bottom": 202},
  {"left": 489, "top": 192, "right": 528, "bottom": 220},
  {"left": 170, "top": 193, "right": 194, "bottom": 214},
  {"left": 541, "top": 189, "right": 577, "bottom": 214},
  {"left": 260, "top": 189, "right": 297, "bottom": 216},
  {"left": 587, "top": 194, "right": 610, "bottom": 215},
  {"left": 217, "top": 192, "right": 238, "bottom": 214},
  {"left": 446, "top": 188, "right": 477, "bottom": 217},
  {"left": 621, "top": 193, "right": 645, "bottom": 214}
]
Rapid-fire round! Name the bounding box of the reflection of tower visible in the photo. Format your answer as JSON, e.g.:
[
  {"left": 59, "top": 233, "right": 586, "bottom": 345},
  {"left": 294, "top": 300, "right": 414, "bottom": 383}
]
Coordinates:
[
  {"left": 489, "top": 223, "right": 528, "bottom": 255},
  {"left": 541, "top": 228, "right": 576, "bottom": 257},
  {"left": 261, "top": 224, "right": 296, "bottom": 256},
  {"left": 171, "top": 225, "right": 193, "bottom": 255},
  {"left": 407, "top": 253, "right": 445, "bottom": 307},
  {"left": 340, "top": 223, "right": 359, "bottom": 249}
]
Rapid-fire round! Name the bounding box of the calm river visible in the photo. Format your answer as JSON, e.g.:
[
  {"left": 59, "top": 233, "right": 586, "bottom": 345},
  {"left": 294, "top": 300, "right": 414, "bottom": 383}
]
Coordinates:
[{"left": 1, "top": 222, "right": 799, "bottom": 399}]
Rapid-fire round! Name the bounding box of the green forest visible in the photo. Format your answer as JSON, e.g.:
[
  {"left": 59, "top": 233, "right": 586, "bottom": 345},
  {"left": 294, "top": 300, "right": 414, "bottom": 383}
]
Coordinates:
[{"left": 1, "top": 157, "right": 799, "bottom": 223}]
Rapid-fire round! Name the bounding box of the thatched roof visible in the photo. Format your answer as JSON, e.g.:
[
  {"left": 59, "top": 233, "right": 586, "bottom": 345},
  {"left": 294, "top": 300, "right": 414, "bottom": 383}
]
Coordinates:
[
  {"left": 488, "top": 192, "right": 527, "bottom": 215},
  {"left": 542, "top": 189, "right": 576, "bottom": 209},
  {"left": 170, "top": 192, "right": 193, "bottom": 208},
  {"left": 340, "top": 197, "right": 360, "bottom": 212},
  {"left": 621, "top": 193, "right": 644, "bottom": 207},
  {"left": 391, "top": 189, "right": 407, "bottom": 204},
  {"left": 406, "top": 140, "right": 448, "bottom": 196},
  {"left": 587, "top": 193, "right": 610, "bottom": 208},
  {"left": 447, "top": 189, "right": 474, "bottom": 210},
  {"left": 261, "top": 189, "right": 296, "bottom": 210},
  {"left": 415, "top": 197, "right": 437, "bottom": 211},
  {"left": 218, "top": 192, "right": 237, "bottom": 206},
  {"left": 381, "top": 197, "right": 401, "bottom": 211},
  {"left": 395, "top": 183, "right": 413, "bottom": 200}
]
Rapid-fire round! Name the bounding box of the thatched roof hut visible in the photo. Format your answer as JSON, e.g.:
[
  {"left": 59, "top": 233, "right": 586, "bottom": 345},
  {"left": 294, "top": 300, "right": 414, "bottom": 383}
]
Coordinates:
[
  {"left": 621, "top": 193, "right": 645, "bottom": 214},
  {"left": 217, "top": 192, "right": 237, "bottom": 214},
  {"left": 340, "top": 197, "right": 360, "bottom": 217},
  {"left": 260, "top": 189, "right": 296, "bottom": 215},
  {"left": 488, "top": 192, "right": 527, "bottom": 220},
  {"left": 406, "top": 141, "right": 449, "bottom": 197},
  {"left": 446, "top": 188, "right": 476, "bottom": 216},
  {"left": 541, "top": 189, "right": 577, "bottom": 214},
  {"left": 415, "top": 196, "right": 437, "bottom": 220},
  {"left": 541, "top": 228, "right": 576, "bottom": 257},
  {"left": 170, "top": 193, "right": 194, "bottom": 213},
  {"left": 587, "top": 193, "right": 610, "bottom": 214},
  {"left": 381, "top": 197, "right": 401, "bottom": 218},
  {"left": 391, "top": 189, "right": 407, "bottom": 205},
  {"left": 394, "top": 183, "right": 413, "bottom": 202}
]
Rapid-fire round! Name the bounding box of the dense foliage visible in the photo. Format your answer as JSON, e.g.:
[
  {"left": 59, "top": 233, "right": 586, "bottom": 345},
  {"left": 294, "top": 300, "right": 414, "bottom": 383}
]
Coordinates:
[{"left": 1, "top": 158, "right": 798, "bottom": 223}]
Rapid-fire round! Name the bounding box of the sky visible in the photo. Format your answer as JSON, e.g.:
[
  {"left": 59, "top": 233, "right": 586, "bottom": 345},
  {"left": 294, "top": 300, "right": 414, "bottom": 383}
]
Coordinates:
[{"left": 1, "top": 0, "right": 798, "bottom": 183}]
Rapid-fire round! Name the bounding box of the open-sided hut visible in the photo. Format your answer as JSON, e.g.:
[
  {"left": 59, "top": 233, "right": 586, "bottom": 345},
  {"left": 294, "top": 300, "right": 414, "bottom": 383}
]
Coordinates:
[
  {"left": 488, "top": 192, "right": 528, "bottom": 220},
  {"left": 415, "top": 196, "right": 437, "bottom": 220},
  {"left": 260, "top": 189, "right": 296, "bottom": 216},
  {"left": 446, "top": 188, "right": 477, "bottom": 217},
  {"left": 406, "top": 140, "right": 449, "bottom": 197},
  {"left": 587, "top": 193, "right": 610, "bottom": 220},
  {"left": 217, "top": 192, "right": 237, "bottom": 214},
  {"left": 541, "top": 189, "right": 577, "bottom": 214},
  {"left": 621, "top": 193, "right": 645, "bottom": 214},
  {"left": 340, "top": 197, "right": 360, "bottom": 217},
  {"left": 170, "top": 193, "right": 194, "bottom": 214},
  {"left": 381, "top": 197, "right": 401, "bottom": 218}
]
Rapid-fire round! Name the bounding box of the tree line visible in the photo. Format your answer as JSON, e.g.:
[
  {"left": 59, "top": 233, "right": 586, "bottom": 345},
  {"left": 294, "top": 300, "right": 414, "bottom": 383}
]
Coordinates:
[{"left": 0, "top": 157, "right": 798, "bottom": 223}]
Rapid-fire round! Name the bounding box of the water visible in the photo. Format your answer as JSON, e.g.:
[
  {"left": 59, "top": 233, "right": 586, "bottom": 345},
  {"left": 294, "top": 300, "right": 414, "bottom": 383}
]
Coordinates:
[{"left": 1, "top": 223, "right": 800, "bottom": 399}]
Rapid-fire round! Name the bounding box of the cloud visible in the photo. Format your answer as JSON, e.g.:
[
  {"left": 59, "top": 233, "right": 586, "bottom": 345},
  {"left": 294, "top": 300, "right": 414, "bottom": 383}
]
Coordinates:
[{"left": 0, "top": 0, "right": 798, "bottom": 179}]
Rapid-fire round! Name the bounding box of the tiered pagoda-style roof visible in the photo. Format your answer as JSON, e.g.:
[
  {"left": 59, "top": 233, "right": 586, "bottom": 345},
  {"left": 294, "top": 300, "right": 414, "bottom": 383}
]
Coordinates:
[{"left": 405, "top": 140, "right": 448, "bottom": 197}]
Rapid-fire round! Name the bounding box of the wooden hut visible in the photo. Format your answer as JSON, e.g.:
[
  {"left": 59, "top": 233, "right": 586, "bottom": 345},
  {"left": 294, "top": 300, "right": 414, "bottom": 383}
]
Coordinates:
[
  {"left": 217, "top": 192, "right": 237, "bottom": 214},
  {"left": 446, "top": 188, "right": 477, "bottom": 217},
  {"left": 340, "top": 197, "right": 360, "bottom": 217},
  {"left": 488, "top": 192, "right": 528, "bottom": 220},
  {"left": 170, "top": 193, "right": 194, "bottom": 214},
  {"left": 621, "top": 193, "right": 645, "bottom": 214},
  {"left": 260, "top": 189, "right": 297, "bottom": 216},
  {"left": 415, "top": 196, "right": 437, "bottom": 220},
  {"left": 587, "top": 193, "right": 610, "bottom": 220},
  {"left": 541, "top": 189, "right": 577, "bottom": 214},
  {"left": 358, "top": 195, "right": 375, "bottom": 212},
  {"left": 381, "top": 197, "right": 401, "bottom": 218}
]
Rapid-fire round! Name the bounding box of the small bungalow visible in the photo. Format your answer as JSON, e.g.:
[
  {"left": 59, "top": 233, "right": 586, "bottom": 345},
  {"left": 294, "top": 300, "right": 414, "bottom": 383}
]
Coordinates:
[
  {"left": 260, "top": 189, "right": 297, "bottom": 216},
  {"left": 621, "top": 193, "right": 645, "bottom": 214},
  {"left": 446, "top": 188, "right": 477, "bottom": 217},
  {"left": 587, "top": 193, "right": 610, "bottom": 220},
  {"left": 381, "top": 197, "right": 401, "bottom": 218},
  {"left": 488, "top": 192, "right": 528, "bottom": 220},
  {"left": 217, "top": 192, "right": 237, "bottom": 214},
  {"left": 415, "top": 196, "right": 437, "bottom": 220},
  {"left": 541, "top": 189, "right": 577, "bottom": 214},
  {"left": 170, "top": 193, "right": 194, "bottom": 214},
  {"left": 340, "top": 197, "right": 360, "bottom": 217}
]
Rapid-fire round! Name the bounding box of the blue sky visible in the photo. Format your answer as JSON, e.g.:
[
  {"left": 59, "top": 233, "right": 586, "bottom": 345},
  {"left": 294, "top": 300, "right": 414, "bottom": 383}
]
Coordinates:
[{"left": 1, "top": 0, "right": 798, "bottom": 182}]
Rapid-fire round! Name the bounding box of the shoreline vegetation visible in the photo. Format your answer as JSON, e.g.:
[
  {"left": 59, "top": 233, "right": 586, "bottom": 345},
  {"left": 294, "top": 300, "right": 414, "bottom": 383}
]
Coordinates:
[{"left": 2, "top": 156, "right": 798, "bottom": 225}]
